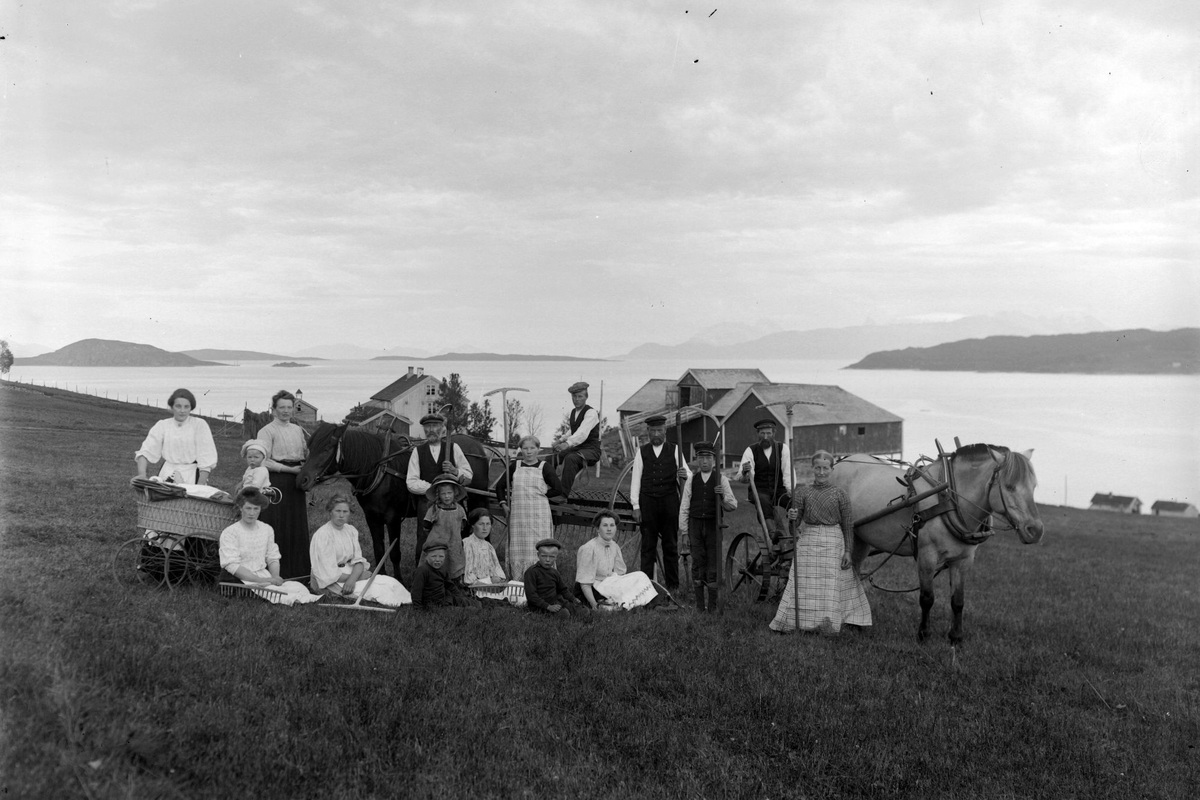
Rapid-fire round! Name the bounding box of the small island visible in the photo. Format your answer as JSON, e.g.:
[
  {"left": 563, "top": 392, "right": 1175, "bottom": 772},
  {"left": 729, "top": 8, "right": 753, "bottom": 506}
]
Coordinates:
[{"left": 272, "top": 362, "right": 311, "bottom": 368}]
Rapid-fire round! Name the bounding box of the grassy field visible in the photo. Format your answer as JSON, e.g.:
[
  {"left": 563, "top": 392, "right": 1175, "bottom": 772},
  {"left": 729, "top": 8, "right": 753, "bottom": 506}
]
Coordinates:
[{"left": 1, "top": 380, "right": 1197, "bottom": 799}]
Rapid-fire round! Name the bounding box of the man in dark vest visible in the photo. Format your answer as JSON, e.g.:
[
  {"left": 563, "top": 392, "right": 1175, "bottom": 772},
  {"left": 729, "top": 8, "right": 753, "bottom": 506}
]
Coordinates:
[
  {"left": 738, "top": 418, "right": 792, "bottom": 537},
  {"left": 630, "top": 415, "right": 691, "bottom": 592},
  {"left": 551, "top": 381, "right": 602, "bottom": 496},
  {"left": 678, "top": 441, "right": 737, "bottom": 612},
  {"left": 405, "top": 413, "right": 473, "bottom": 563}
]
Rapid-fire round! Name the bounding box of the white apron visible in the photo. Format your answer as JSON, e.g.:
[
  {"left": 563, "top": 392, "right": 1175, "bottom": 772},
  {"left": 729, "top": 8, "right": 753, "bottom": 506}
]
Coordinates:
[{"left": 508, "top": 462, "right": 555, "bottom": 577}]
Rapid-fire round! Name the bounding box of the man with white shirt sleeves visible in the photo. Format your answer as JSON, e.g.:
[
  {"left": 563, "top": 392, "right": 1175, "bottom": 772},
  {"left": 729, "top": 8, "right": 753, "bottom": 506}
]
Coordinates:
[
  {"left": 738, "top": 418, "right": 792, "bottom": 536},
  {"left": 406, "top": 413, "right": 473, "bottom": 562},
  {"left": 552, "top": 381, "right": 603, "bottom": 496},
  {"left": 630, "top": 415, "right": 690, "bottom": 592}
]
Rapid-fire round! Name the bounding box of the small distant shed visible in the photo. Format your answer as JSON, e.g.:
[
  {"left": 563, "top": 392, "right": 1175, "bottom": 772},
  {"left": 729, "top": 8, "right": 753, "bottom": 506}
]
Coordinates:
[
  {"left": 1150, "top": 500, "right": 1198, "bottom": 518},
  {"left": 293, "top": 390, "right": 318, "bottom": 425},
  {"left": 1089, "top": 493, "right": 1142, "bottom": 514}
]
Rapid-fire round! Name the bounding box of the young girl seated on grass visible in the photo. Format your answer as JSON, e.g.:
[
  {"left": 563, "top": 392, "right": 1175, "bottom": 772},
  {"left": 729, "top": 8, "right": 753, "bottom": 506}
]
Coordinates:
[
  {"left": 309, "top": 495, "right": 411, "bottom": 606},
  {"left": 463, "top": 508, "right": 520, "bottom": 604},
  {"left": 574, "top": 510, "right": 667, "bottom": 611},
  {"left": 219, "top": 488, "right": 320, "bottom": 606}
]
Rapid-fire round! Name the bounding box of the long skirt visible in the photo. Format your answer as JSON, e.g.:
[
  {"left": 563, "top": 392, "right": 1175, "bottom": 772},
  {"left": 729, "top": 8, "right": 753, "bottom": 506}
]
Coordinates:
[
  {"left": 261, "top": 471, "right": 311, "bottom": 580},
  {"left": 328, "top": 574, "right": 412, "bottom": 607},
  {"left": 770, "top": 523, "right": 872, "bottom": 633},
  {"left": 592, "top": 572, "right": 659, "bottom": 610},
  {"left": 508, "top": 465, "right": 554, "bottom": 577}
]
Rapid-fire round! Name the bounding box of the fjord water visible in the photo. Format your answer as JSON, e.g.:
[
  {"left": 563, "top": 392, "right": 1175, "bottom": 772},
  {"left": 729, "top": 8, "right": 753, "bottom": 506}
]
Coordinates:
[{"left": 8, "top": 358, "right": 1197, "bottom": 510}]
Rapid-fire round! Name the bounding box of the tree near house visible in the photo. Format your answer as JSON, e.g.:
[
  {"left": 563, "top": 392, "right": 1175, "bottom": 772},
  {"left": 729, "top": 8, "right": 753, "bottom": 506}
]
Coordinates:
[
  {"left": 466, "top": 399, "right": 497, "bottom": 441},
  {"left": 438, "top": 373, "right": 471, "bottom": 433},
  {"left": 0, "top": 340, "right": 12, "bottom": 377}
]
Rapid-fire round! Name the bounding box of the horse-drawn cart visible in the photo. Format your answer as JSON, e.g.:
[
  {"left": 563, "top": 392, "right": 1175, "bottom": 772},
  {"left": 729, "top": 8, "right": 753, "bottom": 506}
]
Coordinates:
[{"left": 113, "top": 483, "right": 237, "bottom": 590}]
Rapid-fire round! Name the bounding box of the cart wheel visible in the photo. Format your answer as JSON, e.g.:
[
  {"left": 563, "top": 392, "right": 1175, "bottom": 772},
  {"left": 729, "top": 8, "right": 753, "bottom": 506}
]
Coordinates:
[
  {"left": 725, "top": 532, "right": 768, "bottom": 603},
  {"left": 170, "top": 537, "right": 221, "bottom": 587},
  {"left": 113, "top": 536, "right": 170, "bottom": 590}
]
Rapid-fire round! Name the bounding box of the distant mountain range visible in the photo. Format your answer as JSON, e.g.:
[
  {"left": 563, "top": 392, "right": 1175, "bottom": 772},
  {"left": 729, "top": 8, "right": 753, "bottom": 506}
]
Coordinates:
[
  {"left": 614, "top": 313, "right": 1111, "bottom": 361},
  {"left": 180, "top": 349, "right": 324, "bottom": 361},
  {"left": 16, "top": 339, "right": 224, "bottom": 367},
  {"left": 374, "top": 352, "right": 605, "bottom": 362},
  {"left": 847, "top": 328, "right": 1200, "bottom": 374}
]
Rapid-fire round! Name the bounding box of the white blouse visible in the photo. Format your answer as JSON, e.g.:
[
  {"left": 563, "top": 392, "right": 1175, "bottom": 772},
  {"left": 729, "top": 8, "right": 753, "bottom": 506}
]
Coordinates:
[
  {"left": 257, "top": 420, "right": 308, "bottom": 469},
  {"left": 309, "top": 522, "right": 370, "bottom": 590},
  {"left": 574, "top": 537, "right": 626, "bottom": 585},
  {"left": 219, "top": 521, "right": 281, "bottom": 573},
  {"left": 135, "top": 416, "right": 218, "bottom": 472},
  {"left": 463, "top": 535, "right": 506, "bottom": 585}
]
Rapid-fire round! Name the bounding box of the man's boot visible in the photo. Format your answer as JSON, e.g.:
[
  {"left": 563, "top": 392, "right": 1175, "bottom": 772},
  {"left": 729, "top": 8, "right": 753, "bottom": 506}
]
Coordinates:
[
  {"left": 707, "top": 582, "right": 722, "bottom": 615},
  {"left": 694, "top": 585, "right": 706, "bottom": 612}
]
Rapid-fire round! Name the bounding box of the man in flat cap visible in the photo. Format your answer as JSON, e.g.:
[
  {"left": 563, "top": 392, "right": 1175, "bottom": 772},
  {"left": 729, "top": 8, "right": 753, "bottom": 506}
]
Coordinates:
[
  {"left": 406, "top": 412, "right": 474, "bottom": 562},
  {"left": 738, "top": 417, "right": 792, "bottom": 537},
  {"left": 551, "top": 381, "right": 602, "bottom": 497},
  {"left": 630, "top": 414, "right": 690, "bottom": 592}
]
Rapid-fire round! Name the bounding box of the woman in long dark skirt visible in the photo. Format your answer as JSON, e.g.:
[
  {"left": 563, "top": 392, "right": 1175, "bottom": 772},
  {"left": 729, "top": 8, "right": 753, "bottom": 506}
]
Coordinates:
[{"left": 256, "top": 390, "right": 311, "bottom": 580}]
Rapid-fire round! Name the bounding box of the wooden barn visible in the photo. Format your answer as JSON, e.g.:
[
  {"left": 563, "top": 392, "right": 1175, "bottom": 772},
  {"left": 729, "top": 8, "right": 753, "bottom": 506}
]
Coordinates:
[
  {"left": 1089, "top": 493, "right": 1142, "bottom": 514},
  {"left": 292, "top": 390, "right": 319, "bottom": 425},
  {"left": 615, "top": 370, "right": 902, "bottom": 471},
  {"left": 1150, "top": 500, "right": 1198, "bottom": 519},
  {"left": 712, "top": 383, "right": 903, "bottom": 469}
]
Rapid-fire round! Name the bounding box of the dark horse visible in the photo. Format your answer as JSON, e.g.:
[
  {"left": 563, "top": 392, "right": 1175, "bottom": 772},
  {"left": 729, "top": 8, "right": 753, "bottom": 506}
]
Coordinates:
[
  {"left": 296, "top": 422, "right": 492, "bottom": 579},
  {"left": 832, "top": 443, "right": 1043, "bottom": 643}
]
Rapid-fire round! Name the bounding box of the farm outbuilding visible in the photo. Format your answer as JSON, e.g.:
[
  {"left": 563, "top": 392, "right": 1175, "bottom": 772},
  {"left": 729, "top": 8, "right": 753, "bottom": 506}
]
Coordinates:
[
  {"left": 1089, "top": 493, "right": 1142, "bottom": 514},
  {"left": 1150, "top": 500, "right": 1198, "bottom": 518},
  {"left": 292, "top": 390, "right": 318, "bottom": 424},
  {"left": 714, "top": 383, "right": 903, "bottom": 469},
  {"left": 614, "top": 369, "right": 902, "bottom": 470}
]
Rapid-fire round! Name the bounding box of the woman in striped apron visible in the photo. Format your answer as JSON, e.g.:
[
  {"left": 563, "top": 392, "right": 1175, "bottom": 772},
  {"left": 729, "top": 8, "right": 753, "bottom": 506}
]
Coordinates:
[{"left": 495, "top": 435, "right": 564, "bottom": 577}]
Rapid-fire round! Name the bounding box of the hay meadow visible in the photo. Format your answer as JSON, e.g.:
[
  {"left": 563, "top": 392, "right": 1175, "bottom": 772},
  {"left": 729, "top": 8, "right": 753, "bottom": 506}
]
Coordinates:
[{"left": 1, "top": 381, "right": 1196, "bottom": 799}]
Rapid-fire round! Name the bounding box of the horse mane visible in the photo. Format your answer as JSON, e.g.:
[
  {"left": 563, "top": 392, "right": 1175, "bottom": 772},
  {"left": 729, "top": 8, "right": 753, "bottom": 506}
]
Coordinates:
[
  {"left": 339, "top": 428, "right": 386, "bottom": 470},
  {"left": 955, "top": 443, "right": 1036, "bottom": 487}
]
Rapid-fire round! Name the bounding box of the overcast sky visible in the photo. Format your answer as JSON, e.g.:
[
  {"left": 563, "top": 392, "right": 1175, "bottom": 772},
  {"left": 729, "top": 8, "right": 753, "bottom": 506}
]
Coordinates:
[{"left": 2, "top": 1, "right": 1196, "bottom": 357}]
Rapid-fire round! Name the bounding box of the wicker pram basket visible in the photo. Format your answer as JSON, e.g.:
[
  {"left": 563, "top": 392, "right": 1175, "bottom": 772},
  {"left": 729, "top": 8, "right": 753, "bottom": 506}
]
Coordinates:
[{"left": 135, "top": 491, "right": 236, "bottom": 540}]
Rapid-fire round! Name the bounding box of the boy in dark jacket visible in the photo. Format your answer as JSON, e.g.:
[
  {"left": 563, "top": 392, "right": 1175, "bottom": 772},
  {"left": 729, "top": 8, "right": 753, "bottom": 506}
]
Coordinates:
[{"left": 522, "top": 538, "right": 589, "bottom": 619}]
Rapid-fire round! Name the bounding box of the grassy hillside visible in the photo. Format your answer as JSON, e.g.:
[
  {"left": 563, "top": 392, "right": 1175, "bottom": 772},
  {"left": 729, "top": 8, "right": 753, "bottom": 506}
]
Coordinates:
[
  {"left": 847, "top": 328, "right": 1200, "bottom": 374},
  {"left": 1, "top": 380, "right": 1197, "bottom": 798}
]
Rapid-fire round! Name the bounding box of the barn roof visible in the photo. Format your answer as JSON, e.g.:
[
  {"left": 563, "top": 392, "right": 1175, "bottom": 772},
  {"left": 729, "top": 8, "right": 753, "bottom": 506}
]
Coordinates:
[
  {"left": 1090, "top": 493, "right": 1140, "bottom": 507},
  {"left": 678, "top": 368, "right": 771, "bottom": 390},
  {"left": 707, "top": 383, "right": 762, "bottom": 417},
  {"left": 617, "top": 379, "right": 675, "bottom": 414},
  {"left": 1151, "top": 499, "right": 1195, "bottom": 512},
  {"left": 719, "top": 383, "right": 903, "bottom": 427},
  {"left": 370, "top": 372, "right": 434, "bottom": 402}
]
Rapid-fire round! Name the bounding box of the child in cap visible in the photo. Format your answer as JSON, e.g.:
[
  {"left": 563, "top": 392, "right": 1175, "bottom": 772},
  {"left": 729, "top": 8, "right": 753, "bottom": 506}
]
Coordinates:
[
  {"left": 410, "top": 541, "right": 476, "bottom": 610},
  {"left": 679, "top": 441, "right": 737, "bottom": 613},
  {"left": 523, "top": 538, "right": 588, "bottom": 618},
  {"left": 236, "top": 439, "right": 272, "bottom": 494},
  {"left": 420, "top": 475, "right": 469, "bottom": 582}
]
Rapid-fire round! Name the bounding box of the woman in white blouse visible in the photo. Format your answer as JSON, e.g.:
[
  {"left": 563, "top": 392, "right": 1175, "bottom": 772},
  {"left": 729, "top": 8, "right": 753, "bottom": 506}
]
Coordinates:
[
  {"left": 257, "top": 390, "right": 310, "bottom": 579},
  {"left": 574, "top": 510, "right": 663, "bottom": 611},
  {"left": 134, "top": 388, "right": 218, "bottom": 485}
]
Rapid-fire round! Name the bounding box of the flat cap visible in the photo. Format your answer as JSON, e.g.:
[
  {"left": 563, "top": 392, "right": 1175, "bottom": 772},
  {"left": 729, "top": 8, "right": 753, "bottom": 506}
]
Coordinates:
[
  {"left": 693, "top": 441, "right": 716, "bottom": 455},
  {"left": 419, "top": 413, "right": 445, "bottom": 425},
  {"left": 567, "top": 381, "right": 589, "bottom": 394},
  {"left": 753, "top": 418, "right": 777, "bottom": 430},
  {"left": 535, "top": 538, "right": 564, "bottom": 551},
  {"left": 645, "top": 415, "right": 667, "bottom": 427},
  {"left": 422, "top": 541, "right": 449, "bottom": 553}
]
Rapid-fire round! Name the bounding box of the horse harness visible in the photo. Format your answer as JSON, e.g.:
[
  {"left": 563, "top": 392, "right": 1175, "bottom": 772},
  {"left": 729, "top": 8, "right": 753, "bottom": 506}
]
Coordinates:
[
  {"left": 898, "top": 448, "right": 1017, "bottom": 547},
  {"left": 317, "top": 426, "right": 415, "bottom": 496}
]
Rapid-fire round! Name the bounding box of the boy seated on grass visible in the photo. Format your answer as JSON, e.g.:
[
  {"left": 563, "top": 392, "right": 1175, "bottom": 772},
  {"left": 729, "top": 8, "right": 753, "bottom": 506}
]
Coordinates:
[
  {"left": 522, "top": 538, "right": 589, "bottom": 619},
  {"left": 410, "top": 542, "right": 477, "bottom": 611}
]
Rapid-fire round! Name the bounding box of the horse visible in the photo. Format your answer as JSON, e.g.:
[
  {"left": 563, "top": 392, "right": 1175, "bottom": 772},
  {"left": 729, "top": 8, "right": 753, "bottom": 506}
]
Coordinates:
[
  {"left": 831, "top": 443, "right": 1043, "bottom": 643},
  {"left": 296, "top": 422, "right": 493, "bottom": 579}
]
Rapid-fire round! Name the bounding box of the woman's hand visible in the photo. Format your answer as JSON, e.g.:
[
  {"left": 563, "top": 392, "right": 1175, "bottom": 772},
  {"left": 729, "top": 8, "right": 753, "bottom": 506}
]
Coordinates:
[
  {"left": 840, "top": 553, "right": 851, "bottom": 570},
  {"left": 269, "top": 576, "right": 285, "bottom": 586},
  {"left": 788, "top": 507, "right": 799, "bottom": 521}
]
